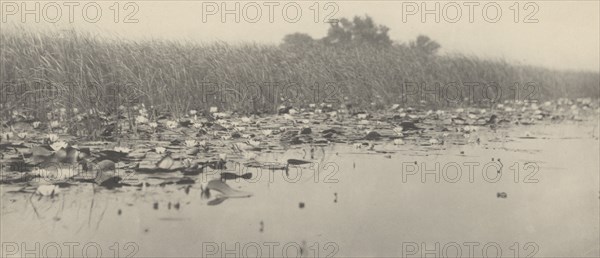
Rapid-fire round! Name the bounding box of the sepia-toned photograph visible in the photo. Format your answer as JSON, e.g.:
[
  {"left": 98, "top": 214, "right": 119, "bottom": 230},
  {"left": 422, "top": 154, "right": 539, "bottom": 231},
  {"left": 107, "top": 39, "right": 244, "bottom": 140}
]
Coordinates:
[{"left": 1, "top": 1, "right": 599, "bottom": 257}]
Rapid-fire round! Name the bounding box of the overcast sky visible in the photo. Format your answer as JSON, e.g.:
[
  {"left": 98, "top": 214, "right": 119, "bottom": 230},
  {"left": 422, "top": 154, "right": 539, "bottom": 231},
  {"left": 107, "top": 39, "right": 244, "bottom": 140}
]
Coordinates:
[{"left": 3, "top": 1, "right": 599, "bottom": 72}]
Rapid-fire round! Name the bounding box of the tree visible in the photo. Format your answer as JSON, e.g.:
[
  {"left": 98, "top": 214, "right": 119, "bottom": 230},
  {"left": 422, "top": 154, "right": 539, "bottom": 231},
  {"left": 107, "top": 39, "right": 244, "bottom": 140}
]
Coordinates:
[
  {"left": 321, "top": 16, "right": 392, "bottom": 47},
  {"left": 409, "top": 35, "right": 441, "bottom": 55},
  {"left": 281, "top": 33, "right": 315, "bottom": 48}
]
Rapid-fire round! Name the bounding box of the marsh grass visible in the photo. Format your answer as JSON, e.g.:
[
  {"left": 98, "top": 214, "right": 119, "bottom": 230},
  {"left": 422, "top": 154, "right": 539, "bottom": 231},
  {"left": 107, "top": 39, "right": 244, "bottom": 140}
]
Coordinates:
[{"left": 1, "top": 28, "right": 598, "bottom": 121}]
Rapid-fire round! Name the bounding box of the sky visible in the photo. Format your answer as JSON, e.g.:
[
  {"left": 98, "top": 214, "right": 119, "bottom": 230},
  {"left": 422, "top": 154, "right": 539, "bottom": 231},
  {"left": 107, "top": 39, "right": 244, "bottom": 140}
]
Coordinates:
[{"left": 2, "top": 0, "right": 599, "bottom": 72}]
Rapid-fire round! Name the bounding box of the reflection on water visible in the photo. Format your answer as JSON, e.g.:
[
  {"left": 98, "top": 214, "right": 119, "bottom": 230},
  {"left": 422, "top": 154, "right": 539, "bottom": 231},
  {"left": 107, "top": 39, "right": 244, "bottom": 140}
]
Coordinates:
[{"left": 1, "top": 124, "right": 599, "bottom": 257}]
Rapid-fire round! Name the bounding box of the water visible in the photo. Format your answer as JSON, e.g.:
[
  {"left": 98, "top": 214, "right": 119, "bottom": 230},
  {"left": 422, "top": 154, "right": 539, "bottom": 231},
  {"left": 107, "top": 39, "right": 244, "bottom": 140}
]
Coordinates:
[{"left": 1, "top": 123, "right": 598, "bottom": 257}]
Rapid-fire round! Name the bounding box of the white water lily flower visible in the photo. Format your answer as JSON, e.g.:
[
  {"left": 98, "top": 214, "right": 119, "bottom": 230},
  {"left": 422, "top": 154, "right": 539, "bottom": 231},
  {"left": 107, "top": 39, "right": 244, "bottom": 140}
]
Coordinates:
[
  {"left": 46, "top": 133, "right": 59, "bottom": 142},
  {"left": 357, "top": 114, "right": 368, "bottom": 119},
  {"left": 17, "top": 132, "right": 27, "bottom": 139},
  {"left": 193, "top": 122, "right": 203, "bottom": 128},
  {"left": 214, "top": 112, "right": 229, "bottom": 119},
  {"left": 155, "top": 146, "right": 166, "bottom": 154},
  {"left": 50, "top": 121, "right": 60, "bottom": 128},
  {"left": 393, "top": 127, "right": 404, "bottom": 134},
  {"left": 262, "top": 130, "right": 273, "bottom": 136},
  {"left": 247, "top": 139, "right": 261, "bottom": 147},
  {"left": 309, "top": 103, "right": 316, "bottom": 108},
  {"left": 184, "top": 139, "right": 198, "bottom": 147},
  {"left": 288, "top": 109, "right": 298, "bottom": 115},
  {"left": 189, "top": 109, "right": 197, "bottom": 115},
  {"left": 136, "top": 115, "right": 148, "bottom": 124},
  {"left": 241, "top": 134, "right": 252, "bottom": 139},
  {"left": 241, "top": 117, "right": 251, "bottom": 123},
  {"left": 114, "top": 146, "right": 131, "bottom": 153},
  {"left": 283, "top": 114, "right": 294, "bottom": 120},
  {"left": 315, "top": 109, "right": 322, "bottom": 114},
  {"left": 244, "top": 152, "right": 258, "bottom": 160},
  {"left": 210, "top": 107, "right": 218, "bottom": 113},
  {"left": 198, "top": 140, "right": 207, "bottom": 147},
  {"left": 32, "top": 121, "right": 41, "bottom": 128},
  {"left": 166, "top": 120, "right": 178, "bottom": 129},
  {"left": 149, "top": 122, "right": 158, "bottom": 128},
  {"left": 50, "top": 141, "right": 68, "bottom": 151},
  {"left": 393, "top": 139, "right": 404, "bottom": 145},
  {"left": 2, "top": 132, "right": 13, "bottom": 140},
  {"left": 36, "top": 185, "right": 60, "bottom": 196}
]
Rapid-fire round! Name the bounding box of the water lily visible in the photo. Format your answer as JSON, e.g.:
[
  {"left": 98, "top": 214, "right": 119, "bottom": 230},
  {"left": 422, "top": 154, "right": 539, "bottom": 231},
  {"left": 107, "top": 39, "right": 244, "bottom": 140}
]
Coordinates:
[
  {"left": 189, "top": 109, "right": 197, "bottom": 115},
  {"left": 17, "top": 132, "right": 27, "bottom": 139},
  {"left": 309, "top": 103, "right": 316, "bottom": 108},
  {"left": 214, "top": 112, "right": 229, "bottom": 119},
  {"left": 288, "top": 109, "right": 298, "bottom": 115},
  {"left": 155, "top": 146, "right": 166, "bottom": 154},
  {"left": 166, "top": 120, "right": 178, "bottom": 129},
  {"left": 193, "top": 122, "right": 203, "bottom": 128},
  {"left": 114, "top": 146, "right": 131, "bottom": 153},
  {"left": 50, "top": 121, "right": 60, "bottom": 128},
  {"left": 136, "top": 115, "right": 148, "bottom": 124},
  {"left": 46, "top": 133, "right": 59, "bottom": 142},
  {"left": 241, "top": 117, "right": 251, "bottom": 123},
  {"left": 149, "top": 122, "right": 158, "bottom": 128},
  {"left": 283, "top": 114, "right": 294, "bottom": 120},
  {"left": 247, "top": 139, "right": 261, "bottom": 147},
  {"left": 1, "top": 132, "right": 13, "bottom": 141},
  {"left": 218, "top": 153, "right": 227, "bottom": 160},
  {"left": 36, "top": 184, "right": 60, "bottom": 196},
  {"left": 32, "top": 121, "right": 41, "bottom": 128},
  {"left": 393, "top": 127, "right": 403, "bottom": 134},
  {"left": 50, "top": 141, "right": 68, "bottom": 151},
  {"left": 262, "top": 130, "right": 273, "bottom": 136},
  {"left": 210, "top": 106, "right": 218, "bottom": 113},
  {"left": 184, "top": 139, "right": 198, "bottom": 147}
]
